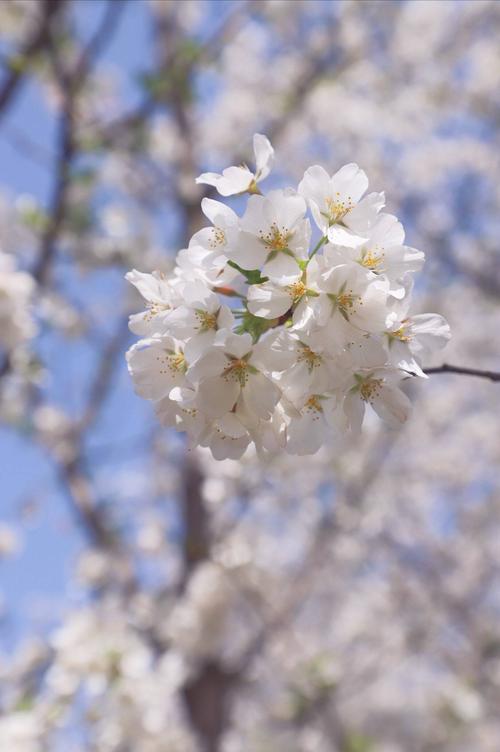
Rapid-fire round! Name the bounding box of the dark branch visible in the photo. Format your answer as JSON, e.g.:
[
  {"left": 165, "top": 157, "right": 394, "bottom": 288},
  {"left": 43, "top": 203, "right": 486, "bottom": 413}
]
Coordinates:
[
  {"left": 0, "top": 0, "right": 66, "bottom": 122},
  {"left": 426, "top": 364, "right": 500, "bottom": 382}
]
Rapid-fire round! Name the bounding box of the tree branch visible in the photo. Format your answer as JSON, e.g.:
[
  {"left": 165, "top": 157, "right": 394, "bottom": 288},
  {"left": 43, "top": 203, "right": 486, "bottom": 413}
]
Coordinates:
[
  {"left": 0, "top": 0, "right": 66, "bottom": 122},
  {"left": 425, "top": 364, "right": 500, "bottom": 382}
]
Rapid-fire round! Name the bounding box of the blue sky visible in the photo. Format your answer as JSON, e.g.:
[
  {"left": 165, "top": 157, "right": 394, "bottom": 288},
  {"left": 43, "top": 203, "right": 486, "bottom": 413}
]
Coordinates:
[{"left": 0, "top": 0, "right": 160, "bottom": 645}]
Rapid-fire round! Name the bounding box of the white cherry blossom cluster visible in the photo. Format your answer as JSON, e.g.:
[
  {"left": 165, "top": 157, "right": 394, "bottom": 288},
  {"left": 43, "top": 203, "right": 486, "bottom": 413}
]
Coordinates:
[{"left": 126, "top": 135, "right": 450, "bottom": 460}]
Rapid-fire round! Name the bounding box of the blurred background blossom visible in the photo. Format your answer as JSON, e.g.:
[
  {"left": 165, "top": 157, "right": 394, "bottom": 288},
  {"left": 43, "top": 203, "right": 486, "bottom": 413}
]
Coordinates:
[{"left": 0, "top": 0, "right": 500, "bottom": 750}]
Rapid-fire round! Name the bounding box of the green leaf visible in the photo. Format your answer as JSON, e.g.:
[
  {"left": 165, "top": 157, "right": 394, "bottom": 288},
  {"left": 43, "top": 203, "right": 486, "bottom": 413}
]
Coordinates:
[
  {"left": 227, "top": 260, "right": 268, "bottom": 285},
  {"left": 235, "top": 311, "right": 276, "bottom": 343}
]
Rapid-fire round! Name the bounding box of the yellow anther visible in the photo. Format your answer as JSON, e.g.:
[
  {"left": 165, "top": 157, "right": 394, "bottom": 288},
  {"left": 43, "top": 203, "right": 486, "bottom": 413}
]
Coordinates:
[
  {"left": 337, "top": 291, "right": 358, "bottom": 315},
  {"left": 259, "top": 222, "right": 292, "bottom": 251},
  {"left": 209, "top": 227, "right": 226, "bottom": 249},
  {"left": 286, "top": 280, "right": 307, "bottom": 303},
  {"left": 297, "top": 343, "right": 322, "bottom": 373},
  {"left": 359, "top": 378, "right": 383, "bottom": 402},
  {"left": 156, "top": 351, "right": 186, "bottom": 376},
  {"left": 195, "top": 310, "right": 218, "bottom": 332},
  {"left": 144, "top": 301, "right": 170, "bottom": 322},
  {"left": 305, "top": 395, "right": 323, "bottom": 414},
  {"left": 391, "top": 326, "right": 412, "bottom": 343},
  {"left": 223, "top": 358, "right": 250, "bottom": 387},
  {"left": 360, "top": 248, "right": 384, "bottom": 270},
  {"left": 325, "top": 195, "right": 353, "bottom": 224}
]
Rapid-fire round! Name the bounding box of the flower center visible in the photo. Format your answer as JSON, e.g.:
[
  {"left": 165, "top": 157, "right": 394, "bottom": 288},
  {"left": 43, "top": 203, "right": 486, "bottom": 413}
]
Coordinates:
[
  {"left": 390, "top": 325, "right": 412, "bottom": 343},
  {"left": 286, "top": 280, "right": 307, "bottom": 303},
  {"left": 145, "top": 302, "right": 170, "bottom": 322},
  {"left": 223, "top": 358, "right": 251, "bottom": 387},
  {"left": 209, "top": 227, "right": 226, "bottom": 249},
  {"left": 259, "top": 222, "right": 292, "bottom": 251},
  {"left": 195, "top": 309, "right": 218, "bottom": 332},
  {"left": 325, "top": 193, "right": 353, "bottom": 224},
  {"left": 359, "top": 378, "right": 383, "bottom": 403},
  {"left": 329, "top": 288, "right": 360, "bottom": 320},
  {"left": 359, "top": 247, "right": 384, "bottom": 270},
  {"left": 157, "top": 350, "right": 186, "bottom": 376},
  {"left": 304, "top": 395, "right": 323, "bottom": 415},
  {"left": 297, "top": 343, "right": 322, "bottom": 373}
]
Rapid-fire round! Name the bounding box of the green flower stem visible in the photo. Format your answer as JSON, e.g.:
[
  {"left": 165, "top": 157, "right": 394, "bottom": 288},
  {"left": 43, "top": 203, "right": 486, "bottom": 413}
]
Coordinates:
[{"left": 307, "top": 235, "right": 327, "bottom": 263}]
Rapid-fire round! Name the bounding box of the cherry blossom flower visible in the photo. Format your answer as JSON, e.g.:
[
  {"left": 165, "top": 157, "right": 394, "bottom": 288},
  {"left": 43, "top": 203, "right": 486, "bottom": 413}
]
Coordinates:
[
  {"left": 126, "top": 335, "right": 187, "bottom": 402},
  {"left": 236, "top": 189, "right": 311, "bottom": 281},
  {"left": 163, "top": 281, "right": 234, "bottom": 360},
  {"left": 386, "top": 313, "right": 451, "bottom": 377},
  {"left": 298, "top": 163, "right": 385, "bottom": 247},
  {"left": 186, "top": 330, "right": 281, "bottom": 421},
  {"left": 323, "top": 213, "right": 425, "bottom": 298},
  {"left": 126, "top": 269, "right": 181, "bottom": 336},
  {"left": 196, "top": 133, "right": 274, "bottom": 196}
]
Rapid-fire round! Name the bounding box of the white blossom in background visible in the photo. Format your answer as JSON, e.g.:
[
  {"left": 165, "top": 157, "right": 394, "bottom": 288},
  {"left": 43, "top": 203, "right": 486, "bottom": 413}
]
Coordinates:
[
  {"left": 0, "top": 252, "right": 36, "bottom": 350},
  {"left": 126, "top": 135, "right": 450, "bottom": 459}
]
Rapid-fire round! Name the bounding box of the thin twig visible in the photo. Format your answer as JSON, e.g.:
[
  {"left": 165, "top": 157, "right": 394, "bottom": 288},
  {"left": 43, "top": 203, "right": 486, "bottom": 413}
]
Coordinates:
[{"left": 425, "top": 364, "right": 500, "bottom": 383}]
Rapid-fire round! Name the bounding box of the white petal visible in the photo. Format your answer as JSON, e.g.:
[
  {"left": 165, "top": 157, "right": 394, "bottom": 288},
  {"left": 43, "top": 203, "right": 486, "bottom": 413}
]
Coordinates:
[
  {"left": 263, "top": 252, "right": 301, "bottom": 283},
  {"left": 345, "top": 192, "right": 385, "bottom": 234},
  {"left": 196, "top": 166, "right": 253, "bottom": 196},
  {"left": 126, "top": 269, "right": 174, "bottom": 304},
  {"left": 330, "top": 163, "right": 369, "bottom": 203},
  {"left": 126, "top": 339, "right": 185, "bottom": 401},
  {"left": 343, "top": 391, "right": 365, "bottom": 433},
  {"left": 187, "top": 349, "right": 227, "bottom": 384},
  {"left": 327, "top": 225, "right": 367, "bottom": 248},
  {"left": 372, "top": 384, "right": 412, "bottom": 427},
  {"left": 230, "top": 231, "right": 268, "bottom": 270},
  {"left": 196, "top": 375, "right": 240, "bottom": 418},
  {"left": 266, "top": 190, "right": 307, "bottom": 229},
  {"left": 298, "top": 165, "right": 331, "bottom": 206},
  {"left": 383, "top": 245, "right": 425, "bottom": 278},
  {"left": 209, "top": 428, "right": 250, "bottom": 460},
  {"left": 240, "top": 372, "right": 280, "bottom": 419},
  {"left": 252, "top": 331, "right": 296, "bottom": 371},
  {"left": 370, "top": 213, "right": 404, "bottom": 246},
  {"left": 286, "top": 411, "right": 325, "bottom": 456},
  {"left": 309, "top": 200, "right": 329, "bottom": 234},
  {"left": 247, "top": 282, "right": 291, "bottom": 319},
  {"left": 184, "top": 331, "right": 216, "bottom": 362},
  {"left": 221, "top": 331, "right": 253, "bottom": 359},
  {"left": 217, "top": 412, "right": 248, "bottom": 438},
  {"left": 410, "top": 313, "right": 451, "bottom": 342},
  {"left": 128, "top": 309, "right": 173, "bottom": 337},
  {"left": 253, "top": 133, "right": 274, "bottom": 181},
  {"left": 201, "top": 197, "right": 238, "bottom": 227},
  {"left": 217, "top": 305, "right": 235, "bottom": 330}
]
